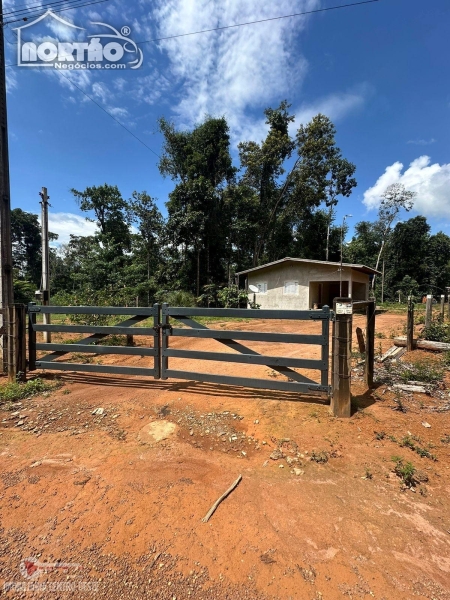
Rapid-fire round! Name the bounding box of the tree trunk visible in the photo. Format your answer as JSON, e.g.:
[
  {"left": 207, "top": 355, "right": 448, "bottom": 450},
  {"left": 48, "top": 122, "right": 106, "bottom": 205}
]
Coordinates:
[
  {"left": 372, "top": 240, "right": 385, "bottom": 289},
  {"left": 196, "top": 246, "right": 200, "bottom": 298}
]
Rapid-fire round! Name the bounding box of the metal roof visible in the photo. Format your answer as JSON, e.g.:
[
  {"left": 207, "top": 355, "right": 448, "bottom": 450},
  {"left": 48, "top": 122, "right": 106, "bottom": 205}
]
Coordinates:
[{"left": 236, "top": 257, "right": 381, "bottom": 276}]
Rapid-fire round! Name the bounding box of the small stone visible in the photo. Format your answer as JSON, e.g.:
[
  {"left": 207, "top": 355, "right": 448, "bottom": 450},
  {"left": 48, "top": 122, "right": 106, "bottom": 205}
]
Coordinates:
[
  {"left": 254, "top": 420, "right": 259, "bottom": 424},
  {"left": 421, "top": 422, "right": 431, "bottom": 428},
  {"left": 293, "top": 468, "right": 304, "bottom": 476},
  {"left": 92, "top": 408, "right": 104, "bottom": 416},
  {"left": 16, "top": 420, "right": 24, "bottom": 426},
  {"left": 189, "top": 430, "right": 194, "bottom": 436},
  {"left": 241, "top": 451, "right": 247, "bottom": 456},
  {"left": 262, "top": 441, "right": 267, "bottom": 445},
  {"left": 270, "top": 449, "right": 284, "bottom": 461},
  {"left": 279, "top": 464, "right": 284, "bottom": 468}
]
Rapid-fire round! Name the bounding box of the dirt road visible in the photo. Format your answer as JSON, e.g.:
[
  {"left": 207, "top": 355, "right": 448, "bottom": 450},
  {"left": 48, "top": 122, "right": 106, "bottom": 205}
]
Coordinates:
[{"left": 0, "top": 313, "right": 449, "bottom": 599}]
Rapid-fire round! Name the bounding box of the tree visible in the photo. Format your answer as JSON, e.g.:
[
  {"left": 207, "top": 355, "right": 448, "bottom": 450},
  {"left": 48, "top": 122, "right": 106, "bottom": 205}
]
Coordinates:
[
  {"left": 11, "top": 208, "right": 41, "bottom": 285},
  {"left": 71, "top": 184, "right": 131, "bottom": 251},
  {"left": 159, "top": 116, "right": 235, "bottom": 294},
  {"left": 372, "top": 183, "right": 416, "bottom": 289},
  {"left": 295, "top": 114, "right": 357, "bottom": 260}
]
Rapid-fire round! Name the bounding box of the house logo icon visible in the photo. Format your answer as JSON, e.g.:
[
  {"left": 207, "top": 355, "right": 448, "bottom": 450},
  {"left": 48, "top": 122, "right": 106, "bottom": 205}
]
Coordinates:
[{"left": 14, "top": 10, "right": 143, "bottom": 70}]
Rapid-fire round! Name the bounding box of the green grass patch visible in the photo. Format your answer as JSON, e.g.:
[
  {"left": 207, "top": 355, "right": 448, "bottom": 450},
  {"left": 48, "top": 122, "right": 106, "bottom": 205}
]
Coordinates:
[
  {"left": 392, "top": 456, "right": 416, "bottom": 487},
  {"left": 0, "top": 378, "right": 62, "bottom": 406}
]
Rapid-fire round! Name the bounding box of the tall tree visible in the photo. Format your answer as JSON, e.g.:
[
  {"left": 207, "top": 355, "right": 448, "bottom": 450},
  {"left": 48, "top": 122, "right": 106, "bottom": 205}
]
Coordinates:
[
  {"left": 71, "top": 184, "right": 131, "bottom": 251},
  {"left": 372, "top": 183, "right": 416, "bottom": 289},
  {"left": 159, "top": 116, "right": 235, "bottom": 295},
  {"left": 11, "top": 208, "right": 41, "bottom": 285},
  {"left": 295, "top": 114, "right": 357, "bottom": 261}
]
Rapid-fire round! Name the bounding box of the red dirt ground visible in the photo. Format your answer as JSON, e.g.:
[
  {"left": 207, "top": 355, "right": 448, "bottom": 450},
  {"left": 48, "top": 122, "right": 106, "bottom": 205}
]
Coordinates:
[{"left": 0, "top": 312, "right": 449, "bottom": 599}]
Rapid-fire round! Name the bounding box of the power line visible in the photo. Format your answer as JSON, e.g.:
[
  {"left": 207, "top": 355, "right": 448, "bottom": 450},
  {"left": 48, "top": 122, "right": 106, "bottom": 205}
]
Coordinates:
[
  {"left": 2, "top": 0, "right": 103, "bottom": 19},
  {"left": 53, "top": 69, "right": 160, "bottom": 157},
  {"left": 2, "top": 0, "right": 111, "bottom": 25},
  {"left": 135, "top": 0, "right": 382, "bottom": 46}
]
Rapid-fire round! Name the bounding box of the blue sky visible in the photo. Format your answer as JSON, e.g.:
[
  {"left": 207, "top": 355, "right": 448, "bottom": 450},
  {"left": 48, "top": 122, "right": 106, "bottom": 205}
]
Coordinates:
[{"left": 4, "top": 0, "right": 450, "bottom": 244}]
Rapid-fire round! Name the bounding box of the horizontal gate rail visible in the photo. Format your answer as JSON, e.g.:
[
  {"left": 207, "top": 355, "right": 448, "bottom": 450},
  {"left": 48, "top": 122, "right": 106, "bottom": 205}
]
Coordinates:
[
  {"left": 169, "top": 328, "right": 325, "bottom": 344},
  {"left": 166, "top": 307, "right": 329, "bottom": 320},
  {"left": 161, "top": 304, "right": 331, "bottom": 395},
  {"left": 28, "top": 303, "right": 161, "bottom": 379},
  {"left": 161, "top": 370, "right": 329, "bottom": 395},
  {"left": 164, "top": 348, "right": 326, "bottom": 370},
  {"left": 32, "top": 306, "right": 158, "bottom": 316},
  {"left": 33, "top": 325, "right": 158, "bottom": 336},
  {"left": 34, "top": 363, "right": 159, "bottom": 377},
  {"left": 35, "top": 343, "right": 157, "bottom": 357}
]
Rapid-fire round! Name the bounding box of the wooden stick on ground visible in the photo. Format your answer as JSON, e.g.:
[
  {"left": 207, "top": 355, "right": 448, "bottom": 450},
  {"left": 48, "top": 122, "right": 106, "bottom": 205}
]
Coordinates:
[{"left": 201, "top": 475, "right": 242, "bottom": 523}]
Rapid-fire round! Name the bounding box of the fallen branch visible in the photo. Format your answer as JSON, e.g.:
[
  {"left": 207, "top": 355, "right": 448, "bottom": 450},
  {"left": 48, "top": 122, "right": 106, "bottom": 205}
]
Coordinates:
[
  {"left": 201, "top": 475, "right": 242, "bottom": 523},
  {"left": 394, "top": 337, "right": 450, "bottom": 352}
]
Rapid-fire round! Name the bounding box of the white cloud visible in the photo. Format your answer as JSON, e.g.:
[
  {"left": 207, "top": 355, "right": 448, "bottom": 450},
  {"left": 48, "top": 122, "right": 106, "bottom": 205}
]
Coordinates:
[
  {"left": 363, "top": 156, "right": 450, "bottom": 218},
  {"left": 407, "top": 138, "right": 436, "bottom": 146},
  {"left": 293, "top": 86, "right": 368, "bottom": 127},
  {"left": 48, "top": 212, "right": 98, "bottom": 245},
  {"left": 152, "top": 0, "right": 321, "bottom": 133}
]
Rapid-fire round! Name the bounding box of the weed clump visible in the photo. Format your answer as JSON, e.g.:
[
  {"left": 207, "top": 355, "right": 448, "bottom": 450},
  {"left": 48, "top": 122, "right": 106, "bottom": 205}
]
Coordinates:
[
  {"left": 0, "top": 378, "right": 61, "bottom": 406},
  {"left": 398, "top": 359, "right": 444, "bottom": 384},
  {"left": 392, "top": 456, "right": 416, "bottom": 487}
]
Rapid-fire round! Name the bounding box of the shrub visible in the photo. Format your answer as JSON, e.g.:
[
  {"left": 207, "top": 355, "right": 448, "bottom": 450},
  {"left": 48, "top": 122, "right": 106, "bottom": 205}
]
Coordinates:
[
  {"left": 420, "top": 319, "right": 450, "bottom": 344},
  {"left": 392, "top": 456, "right": 416, "bottom": 487}
]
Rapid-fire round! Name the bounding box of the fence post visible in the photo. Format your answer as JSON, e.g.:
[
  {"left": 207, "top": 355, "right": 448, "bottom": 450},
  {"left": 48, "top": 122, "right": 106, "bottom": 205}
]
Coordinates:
[
  {"left": 365, "top": 301, "right": 375, "bottom": 388},
  {"left": 161, "top": 303, "right": 169, "bottom": 380},
  {"left": 440, "top": 295, "right": 445, "bottom": 320},
  {"left": 7, "top": 304, "right": 26, "bottom": 382},
  {"left": 153, "top": 303, "right": 161, "bottom": 380},
  {"left": 425, "top": 295, "right": 433, "bottom": 329},
  {"left": 406, "top": 296, "right": 414, "bottom": 352},
  {"left": 331, "top": 297, "right": 352, "bottom": 418},
  {"left": 28, "top": 303, "right": 36, "bottom": 372}
]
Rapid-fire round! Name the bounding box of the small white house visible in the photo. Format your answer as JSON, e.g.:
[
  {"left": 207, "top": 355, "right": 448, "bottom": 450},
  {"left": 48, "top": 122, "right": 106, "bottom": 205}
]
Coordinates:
[{"left": 236, "top": 257, "right": 379, "bottom": 310}]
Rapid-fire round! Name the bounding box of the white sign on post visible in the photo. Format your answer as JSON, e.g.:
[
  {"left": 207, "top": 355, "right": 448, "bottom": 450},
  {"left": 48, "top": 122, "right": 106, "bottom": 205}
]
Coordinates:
[{"left": 336, "top": 302, "right": 353, "bottom": 315}]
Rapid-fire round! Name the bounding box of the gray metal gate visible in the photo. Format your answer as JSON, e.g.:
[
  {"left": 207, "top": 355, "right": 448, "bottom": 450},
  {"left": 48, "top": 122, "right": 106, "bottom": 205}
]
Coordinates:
[
  {"left": 160, "top": 304, "right": 331, "bottom": 395},
  {"left": 28, "top": 304, "right": 161, "bottom": 378},
  {"left": 28, "top": 303, "right": 332, "bottom": 396}
]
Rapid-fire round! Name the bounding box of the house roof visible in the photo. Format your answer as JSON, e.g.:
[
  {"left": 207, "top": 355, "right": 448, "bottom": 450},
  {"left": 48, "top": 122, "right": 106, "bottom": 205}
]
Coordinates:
[{"left": 236, "top": 257, "right": 381, "bottom": 276}]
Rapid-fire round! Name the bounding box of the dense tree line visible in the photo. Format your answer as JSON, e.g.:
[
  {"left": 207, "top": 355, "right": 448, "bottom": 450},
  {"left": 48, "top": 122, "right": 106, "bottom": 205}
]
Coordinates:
[{"left": 11, "top": 103, "right": 450, "bottom": 306}]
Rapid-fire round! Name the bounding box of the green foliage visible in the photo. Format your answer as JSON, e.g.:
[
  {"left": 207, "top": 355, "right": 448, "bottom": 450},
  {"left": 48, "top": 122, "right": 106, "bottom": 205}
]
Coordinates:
[
  {"left": 155, "top": 289, "right": 197, "bottom": 307},
  {"left": 217, "top": 285, "right": 249, "bottom": 308},
  {"left": 442, "top": 352, "right": 450, "bottom": 367},
  {"left": 398, "top": 358, "right": 444, "bottom": 383},
  {"left": 420, "top": 319, "right": 450, "bottom": 344},
  {"left": 0, "top": 378, "right": 61, "bottom": 406},
  {"left": 392, "top": 456, "right": 416, "bottom": 487}
]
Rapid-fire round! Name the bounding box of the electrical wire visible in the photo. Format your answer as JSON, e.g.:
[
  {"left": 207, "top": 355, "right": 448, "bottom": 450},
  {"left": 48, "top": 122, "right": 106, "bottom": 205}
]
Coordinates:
[
  {"left": 53, "top": 69, "right": 160, "bottom": 157},
  {"left": 1, "top": 0, "right": 106, "bottom": 18},
  {"left": 3, "top": 0, "right": 111, "bottom": 25},
  {"left": 135, "top": 0, "right": 381, "bottom": 46}
]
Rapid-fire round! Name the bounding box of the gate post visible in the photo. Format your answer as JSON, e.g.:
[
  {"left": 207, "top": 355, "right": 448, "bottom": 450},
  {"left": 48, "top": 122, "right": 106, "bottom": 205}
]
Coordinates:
[
  {"left": 7, "top": 304, "right": 26, "bottom": 382},
  {"left": 28, "top": 303, "right": 37, "bottom": 372},
  {"left": 331, "top": 298, "right": 352, "bottom": 418},
  {"left": 365, "top": 300, "right": 375, "bottom": 388}
]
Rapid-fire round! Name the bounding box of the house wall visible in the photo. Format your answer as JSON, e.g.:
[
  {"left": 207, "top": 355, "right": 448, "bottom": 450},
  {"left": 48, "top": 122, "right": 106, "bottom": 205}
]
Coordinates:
[{"left": 247, "top": 263, "right": 370, "bottom": 309}]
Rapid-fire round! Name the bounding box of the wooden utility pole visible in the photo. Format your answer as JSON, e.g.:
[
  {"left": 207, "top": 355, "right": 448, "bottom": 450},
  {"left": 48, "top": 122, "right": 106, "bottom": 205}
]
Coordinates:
[
  {"left": 39, "top": 187, "right": 51, "bottom": 342},
  {"left": 440, "top": 295, "right": 445, "bottom": 320},
  {"left": 381, "top": 260, "right": 385, "bottom": 304},
  {"left": 0, "top": 0, "right": 14, "bottom": 371}
]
